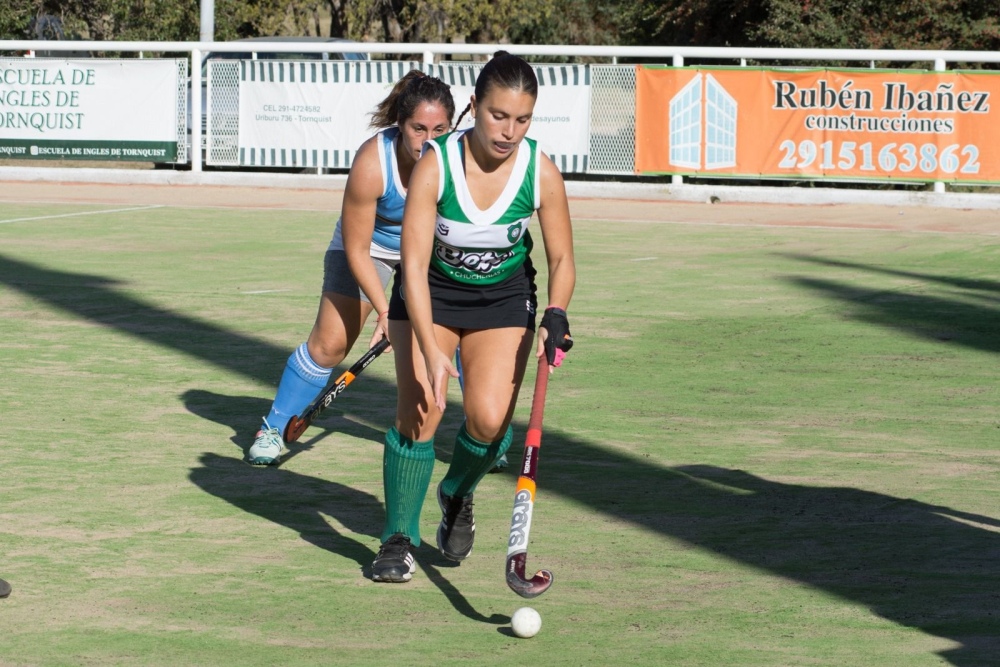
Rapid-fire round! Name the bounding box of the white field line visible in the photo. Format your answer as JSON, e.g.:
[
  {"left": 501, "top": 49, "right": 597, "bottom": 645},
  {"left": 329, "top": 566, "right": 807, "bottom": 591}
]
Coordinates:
[
  {"left": 242, "top": 289, "right": 291, "bottom": 295},
  {"left": 1, "top": 199, "right": 994, "bottom": 237},
  {"left": 0, "top": 198, "right": 331, "bottom": 213},
  {"left": 0, "top": 205, "right": 164, "bottom": 225},
  {"left": 8, "top": 203, "right": 986, "bottom": 235},
  {"left": 591, "top": 216, "right": 1000, "bottom": 236},
  {"left": 938, "top": 513, "right": 1000, "bottom": 534}
]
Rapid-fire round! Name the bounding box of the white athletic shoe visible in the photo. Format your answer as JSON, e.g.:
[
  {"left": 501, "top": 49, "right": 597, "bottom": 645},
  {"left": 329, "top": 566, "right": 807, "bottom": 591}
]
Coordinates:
[{"left": 247, "top": 418, "right": 284, "bottom": 466}]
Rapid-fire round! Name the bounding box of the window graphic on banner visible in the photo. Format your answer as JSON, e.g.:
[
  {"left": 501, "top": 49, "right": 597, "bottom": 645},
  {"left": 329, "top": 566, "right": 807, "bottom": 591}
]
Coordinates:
[
  {"left": 636, "top": 66, "right": 1000, "bottom": 184},
  {"left": 705, "top": 76, "right": 737, "bottom": 169},
  {"left": 669, "top": 75, "right": 701, "bottom": 170},
  {"left": 669, "top": 74, "right": 738, "bottom": 170}
]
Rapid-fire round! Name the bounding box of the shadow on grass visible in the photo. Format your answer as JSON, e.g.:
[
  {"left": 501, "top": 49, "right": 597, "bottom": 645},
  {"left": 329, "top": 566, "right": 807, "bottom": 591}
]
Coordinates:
[
  {"left": 543, "top": 445, "right": 1000, "bottom": 666},
  {"left": 187, "top": 453, "right": 506, "bottom": 624},
  {"left": 784, "top": 255, "right": 1000, "bottom": 295},
  {"left": 779, "top": 254, "right": 1000, "bottom": 353},
  {"left": 181, "top": 389, "right": 388, "bottom": 461},
  {"left": 4, "top": 252, "right": 998, "bottom": 661},
  {"left": 190, "top": 452, "right": 381, "bottom": 568},
  {"left": 680, "top": 466, "right": 1000, "bottom": 666},
  {"left": 0, "top": 253, "right": 499, "bottom": 623},
  {"left": 0, "top": 253, "right": 289, "bottom": 384}
]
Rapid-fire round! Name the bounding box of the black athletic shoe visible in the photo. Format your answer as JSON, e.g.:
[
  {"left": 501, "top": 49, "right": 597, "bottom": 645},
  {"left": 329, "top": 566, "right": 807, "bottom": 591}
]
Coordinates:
[
  {"left": 436, "top": 483, "right": 475, "bottom": 561},
  {"left": 371, "top": 533, "right": 416, "bottom": 583}
]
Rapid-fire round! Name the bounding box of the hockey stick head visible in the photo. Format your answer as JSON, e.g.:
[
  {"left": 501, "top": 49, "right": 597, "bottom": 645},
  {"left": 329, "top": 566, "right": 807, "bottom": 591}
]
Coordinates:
[
  {"left": 283, "top": 415, "right": 309, "bottom": 443},
  {"left": 282, "top": 376, "right": 348, "bottom": 443},
  {"left": 506, "top": 553, "right": 553, "bottom": 598},
  {"left": 281, "top": 338, "right": 390, "bottom": 443},
  {"left": 502, "top": 357, "right": 554, "bottom": 599}
]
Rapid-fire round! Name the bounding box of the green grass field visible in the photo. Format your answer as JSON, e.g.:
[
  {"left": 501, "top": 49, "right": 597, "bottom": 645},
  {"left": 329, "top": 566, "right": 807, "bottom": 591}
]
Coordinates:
[{"left": 0, "top": 197, "right": 997, "bottom": 666}]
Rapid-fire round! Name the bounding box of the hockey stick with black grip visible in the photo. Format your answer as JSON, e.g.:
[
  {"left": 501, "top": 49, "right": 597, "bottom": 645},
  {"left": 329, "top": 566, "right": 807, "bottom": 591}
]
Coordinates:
[
  {"left": 283, "top": 337, "right": 390, "bottom": 443},
  {"left": 505, "top": 356, "right": 554, "bottom": 598}
]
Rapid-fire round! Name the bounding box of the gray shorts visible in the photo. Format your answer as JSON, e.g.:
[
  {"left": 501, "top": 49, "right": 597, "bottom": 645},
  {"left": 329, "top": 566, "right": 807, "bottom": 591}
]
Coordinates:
[{"left": 322, "top": 249, "right": 396, "bottom": 304}]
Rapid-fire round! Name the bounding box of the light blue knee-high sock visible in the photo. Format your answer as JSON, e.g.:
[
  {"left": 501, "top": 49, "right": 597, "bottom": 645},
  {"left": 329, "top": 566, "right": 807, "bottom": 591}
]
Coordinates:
[{"left": 263, "top": 343, "right": 332, "bottom": 435}]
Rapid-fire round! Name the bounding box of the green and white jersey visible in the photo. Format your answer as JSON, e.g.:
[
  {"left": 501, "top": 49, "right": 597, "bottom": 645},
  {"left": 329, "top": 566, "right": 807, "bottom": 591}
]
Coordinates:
[{"left": 427, "top": 130, "right": 541, "bottom": 285}]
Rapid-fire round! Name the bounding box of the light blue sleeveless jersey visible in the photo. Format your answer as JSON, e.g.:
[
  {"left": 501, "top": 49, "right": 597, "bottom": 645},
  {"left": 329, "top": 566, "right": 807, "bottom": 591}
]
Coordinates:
[{"left": 328, "top": 127, "right": 405, "bottom": 261}]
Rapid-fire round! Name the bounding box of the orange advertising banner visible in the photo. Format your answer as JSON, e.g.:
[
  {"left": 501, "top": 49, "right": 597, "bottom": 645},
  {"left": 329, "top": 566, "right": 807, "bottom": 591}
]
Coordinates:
[{"left": 635, "top": 66, "right": 1000, "bottom": 183}]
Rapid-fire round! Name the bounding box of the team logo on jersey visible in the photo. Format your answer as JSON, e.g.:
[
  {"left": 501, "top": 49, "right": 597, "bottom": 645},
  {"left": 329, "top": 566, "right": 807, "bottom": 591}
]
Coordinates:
[
  {"left": 436, "top": 222, "right": 450, "bottom": 236},
  {"left": 506, "top": 222, "right": 523, "bottom": 244},
  {"left": 435, "top": 244, "right": 514, "bottom": 275}
]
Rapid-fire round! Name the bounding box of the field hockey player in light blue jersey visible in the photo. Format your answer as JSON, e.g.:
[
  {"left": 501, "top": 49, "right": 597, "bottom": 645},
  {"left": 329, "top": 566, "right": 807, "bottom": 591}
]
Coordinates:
[
  {"left": 247, "top": 71, "right": 456, "bottom": 466},
  {"left": 371, "top": 51, "right": 576, "bottom": 583}
]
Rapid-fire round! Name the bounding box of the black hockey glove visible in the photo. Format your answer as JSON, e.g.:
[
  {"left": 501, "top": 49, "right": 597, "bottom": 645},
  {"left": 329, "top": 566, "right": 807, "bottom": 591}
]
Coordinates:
[{"left": 540, "top": 307, "right": 574, "bottom": 367}]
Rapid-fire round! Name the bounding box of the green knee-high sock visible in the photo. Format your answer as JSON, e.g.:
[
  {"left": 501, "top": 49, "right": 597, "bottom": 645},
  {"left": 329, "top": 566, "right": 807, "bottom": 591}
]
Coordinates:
[
  {"left": 440, "top": 424, "right": 513, "bottom": 499},
  {"left": 381, "top": 427, "right": 436, "bottom": 545}
]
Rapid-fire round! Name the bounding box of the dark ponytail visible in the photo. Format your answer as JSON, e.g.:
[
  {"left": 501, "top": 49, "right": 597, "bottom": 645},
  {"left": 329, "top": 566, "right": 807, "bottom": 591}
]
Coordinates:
[
  {"left": 455, "top": 50, "right": 538, "bottom": 127},
  {"left": 369, "top": 69, "right": 456, "bottom": 130}
]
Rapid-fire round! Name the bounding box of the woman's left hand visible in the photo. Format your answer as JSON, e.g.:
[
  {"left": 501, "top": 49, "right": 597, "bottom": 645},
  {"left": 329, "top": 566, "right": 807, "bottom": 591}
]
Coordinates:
[
  {"left": 536, "top": 307, "right": 573, "bottom": 371},
  {"left": 425, "top": 347, "right": 459, "bottom": 412}
]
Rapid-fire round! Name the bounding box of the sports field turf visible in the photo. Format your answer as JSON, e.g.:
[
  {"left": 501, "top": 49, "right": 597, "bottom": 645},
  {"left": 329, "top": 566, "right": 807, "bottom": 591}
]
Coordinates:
[{"left": 0, "top": 185, "right": 997, "bottom": 666}]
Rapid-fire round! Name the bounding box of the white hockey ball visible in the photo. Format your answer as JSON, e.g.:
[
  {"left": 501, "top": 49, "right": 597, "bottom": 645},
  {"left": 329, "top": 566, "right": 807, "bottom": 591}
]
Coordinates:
[{"left": 511, "top": 606, "right": 542, "bottom": 638}]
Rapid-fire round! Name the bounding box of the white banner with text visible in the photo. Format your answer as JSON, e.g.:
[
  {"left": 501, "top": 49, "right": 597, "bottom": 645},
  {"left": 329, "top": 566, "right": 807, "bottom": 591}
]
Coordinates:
[
  {"left": 0, "top": 58, "right": 184, "bottom": 162},
  {"left": 231, "top": 61, "right": 591, "bottom": 172}
]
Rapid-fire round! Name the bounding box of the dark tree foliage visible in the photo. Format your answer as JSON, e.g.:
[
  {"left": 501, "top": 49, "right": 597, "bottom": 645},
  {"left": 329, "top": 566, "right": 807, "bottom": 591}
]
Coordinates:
[
  {"left": 2, "top": 0, "right": 997, "bottom": 56},
  {"left": 757, "top": 0, "right": 1000, "bottom": 52},
  {"left": 0, "top": 2, "right": 37, "bottom": 39},
  {"left": 618, "top": 0, "right": 769, "bottom": 48},
  {"left": 507, "top": 0, "right": 621, "bottom": 49},
  {"left": 0, "top": 0, "right": 201, "bottom": 42},
  {"left": 618, "top": 0, "right": 1000, "bottom": 53}
]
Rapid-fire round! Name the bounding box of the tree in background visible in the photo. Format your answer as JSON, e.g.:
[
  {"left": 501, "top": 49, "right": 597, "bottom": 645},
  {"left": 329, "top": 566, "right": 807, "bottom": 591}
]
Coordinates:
[
  {"left": 1, "top": 0, "right": 565, "bottom": 47},
  {"left": 620, "top": 0, "right": 1000, "bottom": 53},
  {"left": 0, "top": 0, "right": 328, "bottom": 43},
  {"left": 341, "top": 0, "right": 559, "bottom": 45},
  {"left": 0, "top": 0, "right": 200, "bottom": 42},
  {"left": 618, "top": 0, "right": 767, "bottom": 48},
  {"left": 2, "top": 0, "right": 997, "bottom": 55},
  {"left": 0, "top": 1, "right": 39, "bottom": 40},
  {"left": 756, "top": 0, "right": 1000, "bottom": 52},
  {"left": 213, "top": 0, "right": 291, "bottom": 39},
  {"left": 507, "top": 0, "right": 621, "bottom": 53}
]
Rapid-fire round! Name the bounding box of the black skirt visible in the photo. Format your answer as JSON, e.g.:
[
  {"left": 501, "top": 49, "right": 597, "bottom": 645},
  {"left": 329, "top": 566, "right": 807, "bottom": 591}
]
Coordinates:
[{"left": 388, "top": 258, "right": 538, "bottom": 331}]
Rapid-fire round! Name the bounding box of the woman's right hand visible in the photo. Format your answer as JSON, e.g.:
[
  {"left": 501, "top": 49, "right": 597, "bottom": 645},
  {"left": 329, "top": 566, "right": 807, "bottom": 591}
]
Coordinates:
[
  {"left": 424, "top": 346, "right": 459, "bottom": 413},
  {"left": 368, "top": 311, "right": 392, "bottom": 353}
]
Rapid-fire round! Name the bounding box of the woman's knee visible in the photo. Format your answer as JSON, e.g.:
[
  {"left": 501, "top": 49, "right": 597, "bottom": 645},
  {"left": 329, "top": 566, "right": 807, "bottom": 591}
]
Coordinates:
[
  {"left": 463, "top": 411, "right": 510, "bottom": 443},
  {"left": 306, "top": 335, "right": 348, "bottom": 368},
  {"left": 395, "top": 394, "right": 442, "bottom": 440},
  {"left": 307, "top": 293, "right": 366, "bottom": 367}
]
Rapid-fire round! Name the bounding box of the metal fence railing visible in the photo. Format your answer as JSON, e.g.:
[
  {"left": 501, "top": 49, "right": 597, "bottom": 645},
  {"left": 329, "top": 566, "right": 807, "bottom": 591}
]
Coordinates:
[{"left": 3, "top": 39, "right": 1000, "bottom": 197}]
